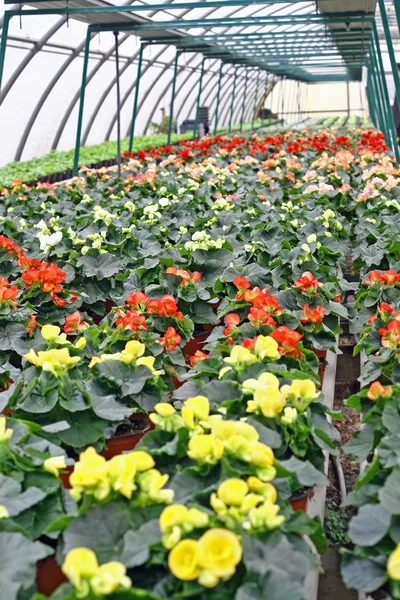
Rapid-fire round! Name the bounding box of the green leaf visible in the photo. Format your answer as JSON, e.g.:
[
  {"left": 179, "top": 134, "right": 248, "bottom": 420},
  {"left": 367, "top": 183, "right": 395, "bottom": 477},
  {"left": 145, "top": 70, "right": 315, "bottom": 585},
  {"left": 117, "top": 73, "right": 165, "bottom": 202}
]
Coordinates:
[
  {"left": 279, "top": 457, "right": 328, "bottom": 486},
  {"left": 120, "top": 520, "right": 161, "bottom": 567},
  {"left": 343, "top": 424, "right": 375, "bottom": 462},
  {"left": 341, "top": 550, "right": 387, "bottom": 593},
  {"left": 0, "top": 474, "right": 46, "bottom": 517},
  {"left": 63, "top": 502, "right": 130, "bottom": 563},
  {"left": 87, "top": 379, "right": 132, "bottom": 420},
  {"left": 383, "top": 401, "right": 400, "bottom": 434},
  {"left": 379, "top": 469, "right": 400, "bottom": 514},
  {"left": 57, "top": 410, "right": 108, "bottom": 447},
  {"left": 246, "top": 417, "right": 282, "bottom": 449},
  {"left": 0, "top": 323, "right": 27, "bottom": 352},
  {"left": 94, "top": 362, "right": 152, "bottom": 397},
  {"left": 0, "top": 532, "right": 51, "bottom": 600},
  {"left": 348, "top": 504, "right": 391, "bottom": 546},
  {"left": 77, "top": 253, "right": 122, "bottom": 279},
  {"left": 169, "top": 467, "right": 220, "bottom": 503}
]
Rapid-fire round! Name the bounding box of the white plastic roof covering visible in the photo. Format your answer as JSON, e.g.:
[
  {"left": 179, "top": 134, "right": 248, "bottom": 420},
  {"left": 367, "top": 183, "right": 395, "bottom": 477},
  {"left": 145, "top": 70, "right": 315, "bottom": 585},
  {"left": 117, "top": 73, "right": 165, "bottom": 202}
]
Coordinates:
[{"left": 0, "top": 0, "right": 396, "bottom": 166}]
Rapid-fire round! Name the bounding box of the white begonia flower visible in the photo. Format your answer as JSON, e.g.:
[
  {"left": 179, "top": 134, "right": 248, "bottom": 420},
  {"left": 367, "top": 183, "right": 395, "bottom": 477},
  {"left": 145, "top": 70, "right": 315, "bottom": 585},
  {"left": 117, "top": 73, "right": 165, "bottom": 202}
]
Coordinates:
[
  {"left": 307, "top": 234, "right": 317, "bottom": 244},
  {"left": 81, "top": 194, "right": 93, "bottom": 204},
  {"left": 159, "top": 197, "right": 170, "bottom": 207},
  {"left": 301, "top": 243, "right": 311, "bottom": 254},
  {"left": 38, "top": 231, "right": 63, "bottom": 253},
  {"left": 124, "top": 201, "right": 136, "bottom": 212}
]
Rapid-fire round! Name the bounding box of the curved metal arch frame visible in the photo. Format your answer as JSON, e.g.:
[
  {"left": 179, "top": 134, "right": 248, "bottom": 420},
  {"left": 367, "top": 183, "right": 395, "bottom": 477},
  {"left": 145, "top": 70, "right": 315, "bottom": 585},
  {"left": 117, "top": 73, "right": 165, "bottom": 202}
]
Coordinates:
[
  {"left": 4, "top": 0, "right": 317, "bottom": 162},
  {"left": 106, "top": 0, "right": 314, "bottom": 143}
]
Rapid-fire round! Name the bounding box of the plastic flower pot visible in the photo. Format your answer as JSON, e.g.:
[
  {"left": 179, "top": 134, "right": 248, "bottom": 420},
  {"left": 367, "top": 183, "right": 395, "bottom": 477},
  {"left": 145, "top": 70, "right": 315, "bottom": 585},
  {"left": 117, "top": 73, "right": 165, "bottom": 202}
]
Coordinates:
[
  {"left": 36, "top": 556, "right": 67, "bottom": 596},
  {"left": 290, "top": 492, "right": 308, "bottom": 512},
  {"left": 183, "top": 332, "right": 209, "bottom": 357},
  {"left": 100, "top": 415, "right": 151, "bottom": 460},
  {"left": 60, "top": 465, "right": 74, "bottom": 489}
]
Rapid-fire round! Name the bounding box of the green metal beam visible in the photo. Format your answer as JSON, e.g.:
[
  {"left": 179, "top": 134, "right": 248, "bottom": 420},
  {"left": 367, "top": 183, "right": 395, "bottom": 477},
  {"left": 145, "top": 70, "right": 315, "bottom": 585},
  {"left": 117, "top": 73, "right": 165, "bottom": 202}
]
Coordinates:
[
  {"left": 213, "top": 61, "right": 223, "bottom": 136},
  {"left": 167, "top": 49, "right": 179, "bottom": 145},
  {"left": 240, "top": 68, "right": 248, "bottom": 132},
  {"left": 193, "top": 57, "right": 205, "bottom": 140},
  {"left": 73, "top": 28, "right": 91, "bottom": 176},
  {"left": 128, "top": 42, "right": 145, "bottom": 151},
  {"left": 229, "top": 68, "right": 239, "bottom": 133}
]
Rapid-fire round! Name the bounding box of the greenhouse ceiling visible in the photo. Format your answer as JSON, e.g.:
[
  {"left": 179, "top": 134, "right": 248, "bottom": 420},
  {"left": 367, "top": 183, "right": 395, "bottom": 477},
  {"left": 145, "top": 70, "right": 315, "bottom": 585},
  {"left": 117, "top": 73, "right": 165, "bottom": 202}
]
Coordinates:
[{"left": 0, "top": 0, "right": 398, "bottom": 166}]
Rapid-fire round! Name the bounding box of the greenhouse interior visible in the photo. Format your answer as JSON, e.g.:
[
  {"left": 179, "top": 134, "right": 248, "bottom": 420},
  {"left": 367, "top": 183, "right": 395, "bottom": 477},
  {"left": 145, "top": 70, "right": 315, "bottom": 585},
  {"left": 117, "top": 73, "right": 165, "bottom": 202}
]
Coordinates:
[{"left": 1, "top": 0, "right": 400, "bottom": 599}]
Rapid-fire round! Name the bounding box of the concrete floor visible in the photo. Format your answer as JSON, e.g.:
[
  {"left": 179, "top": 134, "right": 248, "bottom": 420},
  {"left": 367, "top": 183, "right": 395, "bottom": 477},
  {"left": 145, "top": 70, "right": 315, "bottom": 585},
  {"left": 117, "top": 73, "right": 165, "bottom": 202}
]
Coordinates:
[{"left": 318, "top": 548, "right": 357, "bottom": 600}]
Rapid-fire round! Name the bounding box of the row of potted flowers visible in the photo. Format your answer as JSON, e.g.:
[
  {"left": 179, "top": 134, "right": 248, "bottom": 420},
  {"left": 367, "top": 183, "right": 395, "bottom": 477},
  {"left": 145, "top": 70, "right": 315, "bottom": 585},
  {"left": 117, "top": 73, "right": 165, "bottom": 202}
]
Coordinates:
[{"left": 0, "top": 126, "right": 396, "bottom": 599}]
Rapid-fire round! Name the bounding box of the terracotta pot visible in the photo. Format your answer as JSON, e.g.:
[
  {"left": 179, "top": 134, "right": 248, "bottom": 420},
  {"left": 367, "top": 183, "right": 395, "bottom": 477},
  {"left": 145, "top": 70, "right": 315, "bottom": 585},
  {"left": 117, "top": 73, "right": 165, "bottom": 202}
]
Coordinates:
[
  {"left": 183, "top": 332, "right": 209, "bottom": 357},
  {"left": 172, "top": 377, "right": 184, "bottom": 389},
  {"left": 36, "top": 556, "right": 67, "bottom": 596},
  {"left": 290, "top": 493, "right": 308, "bottom": 512},
  {"left": 60, "top": 465, "right": 74, "bottom": 489},
  {"left": 100, "top": 433, "right": 145, "bottom": 460}
]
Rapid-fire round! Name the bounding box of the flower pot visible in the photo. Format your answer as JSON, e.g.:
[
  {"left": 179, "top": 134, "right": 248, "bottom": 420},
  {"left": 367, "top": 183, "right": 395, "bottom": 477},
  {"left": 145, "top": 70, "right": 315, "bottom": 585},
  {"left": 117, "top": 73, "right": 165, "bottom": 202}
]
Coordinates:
[
  {"left": 36, "top": 556, "right": 67, "bottom": 596},
  {"left": 183, "top": 332, "right": 209, "bottom": 357},
  {"left": 101, "top": 415, "right": 150, "bottom": 460},
  {"left": 60, "top": 465, "right": 74, "bottom": 489},
  {"left": 172, "top": 377, "right": 184, "bottom": 389},
  {"left": 290, "top": 494, "right": 308, "bottom": 512}
]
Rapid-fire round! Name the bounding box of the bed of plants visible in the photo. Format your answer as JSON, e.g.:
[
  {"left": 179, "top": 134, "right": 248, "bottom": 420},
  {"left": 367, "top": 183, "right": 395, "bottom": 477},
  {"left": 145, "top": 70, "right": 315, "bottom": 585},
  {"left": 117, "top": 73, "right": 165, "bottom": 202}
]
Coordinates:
[
  {"left": 0, "top": 124, "right": 397, "bottom": 600},
  {"left": 0, "top": 119, "right": 278, "bottom": 189}
]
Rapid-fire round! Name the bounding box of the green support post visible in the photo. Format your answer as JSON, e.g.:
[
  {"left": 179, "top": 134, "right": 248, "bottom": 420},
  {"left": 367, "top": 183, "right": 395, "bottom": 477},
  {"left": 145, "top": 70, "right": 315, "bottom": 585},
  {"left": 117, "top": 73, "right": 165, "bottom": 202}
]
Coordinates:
[
  {"left": 252, "top": 69, "right": 260, "bottom": 130},
  {"left": 370, "top": 61, "right": 385, "bottom": 137},
  {"left": 193, "top": 57, "right": 205, "bottom": 140},
  {"left": 167, "top": 50, "right": 179, "bottom": 145},
  {"left": 372, "top": 23, "right": 400, "bottom": 161},
  {"left": 366, "top": 68, "right": 377, "bottom": 128},
  {"left": 228, "top": 68, "right": 238, "bottom": 134},
  {"left": 0, "top": 11, "right": 10, "bottom": 98},
  {"left": 395, "top": 0, "right": 400, "bottom": 34},
  {"left": 240, "top": 68, "right": 248, "bottom": 133},
  {"left": 73, "top": 28, "right": 91, "bottom": 177},
  {"left": 378, "top": 0, "right": 400, "bottom": 154},
  {"left": 370, "top": 45, "right": 388, "bottom": 144},
  {"left": 213, "top": 61, "right": 223, "bottom": 136},
  {"left": 129, "top": 43, "right": 145, "bottom": 152}
]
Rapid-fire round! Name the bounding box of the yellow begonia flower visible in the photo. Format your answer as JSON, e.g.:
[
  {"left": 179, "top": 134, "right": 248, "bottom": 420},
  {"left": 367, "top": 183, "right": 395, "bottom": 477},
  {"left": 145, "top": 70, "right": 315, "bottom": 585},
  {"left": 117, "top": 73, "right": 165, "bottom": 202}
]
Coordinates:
[
  {"left": 247, "top": 387, "right": 286, "bottom": 418},
  {"left": 281, "top": 379, "right": 319, "bottom": 412},
  {"left": 0, "top": 505, "right": 9, "bottom": 519},
  {"left": 218, "top": 366, "right": 232, "bottom": 379},
  {"left": 188, "top": 434, "right": 224, "bottom": 465},
  {"left": 217, "top": 479, "right": 248, "bottom": 507},
  {"left": 0, "top": 417, "right": 13, "bottom": 444},
  {"left": 136, "top": 356, "right": 159, "bottom": 374},
  {"left": 91, "top": 562, "right": 131, "bottom": 596},
  {"left": 254, "top": 336, "right": 280, "bottom": 360},
  {"left": 24, "top": 347, "right": 81, "bottom": 374},
  {"left": 242, "top": 372, "right": 280, "bottom": 394},
  {"left": 62, "top": 547, "right": 99, "bottom": 588},
  {"left": 168, "top": 539, "right": 201, "bottom": 581},
  {"left": 388, "top": 544, "right": 400, "bottom": 580},
  {"left": 43, "top": 456, "right": 67, "bottom": 477},
  {"left": 154, "top": 403, "right": 175, "bottom": 418},
  {"left": 129, "top": 451, "right": 155, "bottom": 472},
  {"left": 41, "top": 324, "right": 61, "bottom": 341},
  {"left": 136, "top": 469, "right": 174, "bottom": 506},
  {"left": 107, "top": 454, "right": 137, "bottom": 499},
  {"left": 69, "top": 447, "right": 110, "bottom": 502},
  {"left": 124, "top": 340, "right": 145, "bottom": 359},
  {"left": 223, "top": 346, "right": 258, "bottom": 368},
  {"left": 160, "top": 504, "right": 209, "bottom": 549},
  {"left": 160, "top": 504, "right": 189, "bottom": 534},
  {"left": 248, "top": 502, "right": 285, "bottom": 530},
  {"left": 89, "top": 356, "right": 102, "bottom": 368},
  {"left": 197, "top": 528, "right": 242, "bottom": 580},
  {"left": 75, "top": 337, "right": 87, "bottom": 350},
  {"left": 281, "top": 407, "right": 298, "bottom": 425},
  {"left": 184, "top": 396, "right": 210, "bottom": 420},
  {"left": 247, "top": 478, "right": 277, "bottom": 504}
]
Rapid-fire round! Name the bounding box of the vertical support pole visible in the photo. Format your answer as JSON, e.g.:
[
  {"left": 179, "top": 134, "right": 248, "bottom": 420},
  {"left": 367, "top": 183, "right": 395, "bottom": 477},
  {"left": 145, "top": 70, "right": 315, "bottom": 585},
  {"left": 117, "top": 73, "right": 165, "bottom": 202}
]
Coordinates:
[
  {"left": 114, "top": 31, "right": 121, "bottom": 178},
  {"left": 395, "top": 0, "right": 400, "bottom": 34},
  {"left": 370, "top": 43, "right": 387, "bottom": 141},
  {"left": 167, "top": 49, "right": 179, "bottom": 145},
  {"left": 347, "top": 81, "right": 350, "bottom": 118},
  {"left": 240, "top": 68, "right": 248, "bottom": 133},
  {"left": 228, "top": 67, "right": 238, "bottom": 134},
  {"left": 193, "top": 56, "right": 205, "bottom": 140},
  {"left": 0, "top": 12, "right": 10, "bottom": 100},
  {"left": 252, "top": 69, "right": 260, "bottom": 130},
  {"left": 261, "top": 72, "right": 268, "bottom": 128},
  {"left": 129, "top": 42, "right": 145, "bottom": 152},
  {"left": 369, "top": 55, "right": 385, "bottom": 135},
  {"left": 373, "top": 22, "right": 400, "bottom": 161},
  {"left": 73, "top": 27, "right": 91, "bottom": 177},
  {"left": 378, "top": 0, "right": 400, "bottom": 145},
  {"left": 213, "top": 61, "right": 223, "bottom": 136}
]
